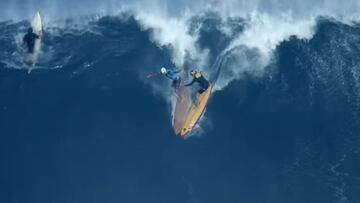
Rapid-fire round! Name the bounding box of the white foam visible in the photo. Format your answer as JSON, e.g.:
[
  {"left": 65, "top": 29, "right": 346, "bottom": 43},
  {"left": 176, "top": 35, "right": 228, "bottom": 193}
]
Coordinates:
[
  {"left": 134, "top": 9, "right": 198, "bottom": 67},
  {"left": 212, "top": 12, "right": 316, "bottom": 90},
  {"left": 227, "top": 12, "right": 315, "bottom": 63}
]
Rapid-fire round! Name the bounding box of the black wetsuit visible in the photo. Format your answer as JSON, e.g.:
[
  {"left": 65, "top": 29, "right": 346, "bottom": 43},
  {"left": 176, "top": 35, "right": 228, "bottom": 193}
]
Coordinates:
[
  {"left": 185, "top": 72, "right": 210, "bottom": 94},
  {"left": 23, "top": 32, "right": 39, "bottom": 53}
]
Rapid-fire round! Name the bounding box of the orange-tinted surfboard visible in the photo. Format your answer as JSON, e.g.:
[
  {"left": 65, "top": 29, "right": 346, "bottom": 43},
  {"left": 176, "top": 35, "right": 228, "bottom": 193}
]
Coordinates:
[
  {"left": 179, "top": 84, "right": 212, "bottom": 137},
  {"left": 173, "top": 86, "right": 192, "bottom": 135}
]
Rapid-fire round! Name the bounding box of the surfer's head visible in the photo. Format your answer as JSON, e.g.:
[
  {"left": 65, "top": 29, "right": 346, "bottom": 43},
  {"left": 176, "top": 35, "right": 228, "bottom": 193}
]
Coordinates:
[
  {"left": 160, "top": 67, "right": 167, "bottom": 74},
  {"left": 27, "top": 28, "right": 33, "bottom": 33},
  {"left": 190, "top": 70, "right": 196, "bottom": 76}
]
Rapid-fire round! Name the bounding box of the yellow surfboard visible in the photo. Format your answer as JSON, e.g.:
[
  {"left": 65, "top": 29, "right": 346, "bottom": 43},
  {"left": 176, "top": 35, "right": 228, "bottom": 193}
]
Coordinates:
[
  {"left": 173, "top": 86, "right": 192, "bottom": 135},
  {"left": 179, "top": 85, "right": 212, "bottom": 137}
]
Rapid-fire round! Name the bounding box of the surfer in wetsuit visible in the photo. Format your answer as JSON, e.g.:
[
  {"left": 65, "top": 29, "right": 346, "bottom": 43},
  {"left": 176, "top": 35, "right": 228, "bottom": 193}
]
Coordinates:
[
  {"left": 23, "top": 28, "right": 40, "bottom": 53},
  {"left": 160, "top": 67, "right": 182, "bottom": 90},
  {"left": 184, "top": 70, "right": 210, "bottom": 94}
]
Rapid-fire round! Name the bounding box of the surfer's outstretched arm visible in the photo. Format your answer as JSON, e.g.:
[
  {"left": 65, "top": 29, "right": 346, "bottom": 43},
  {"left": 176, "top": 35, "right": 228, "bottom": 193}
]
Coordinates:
[{"left": 185, "top": 78, "right": 196, "bottom": 86}]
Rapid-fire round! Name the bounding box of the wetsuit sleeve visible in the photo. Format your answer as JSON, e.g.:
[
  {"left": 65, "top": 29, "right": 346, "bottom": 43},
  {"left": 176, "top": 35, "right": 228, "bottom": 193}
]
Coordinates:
[
  {"left": 185, "top": 78, "right": 196, "bottom": 86},
  {"left": 164, "top": 73, "right": 171, "bottom": 80}
]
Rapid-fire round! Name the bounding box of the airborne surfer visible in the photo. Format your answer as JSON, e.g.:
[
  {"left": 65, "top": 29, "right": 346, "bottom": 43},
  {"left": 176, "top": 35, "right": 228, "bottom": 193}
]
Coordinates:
[
  {"left": 23, "top": 27, "right": 41, "bottom": 54},
  {"left": 184, "top": 70, "right": 210, "bottom": 94},
  {"left": 160, "top": 67, "right": 182, "bottom": 90}
]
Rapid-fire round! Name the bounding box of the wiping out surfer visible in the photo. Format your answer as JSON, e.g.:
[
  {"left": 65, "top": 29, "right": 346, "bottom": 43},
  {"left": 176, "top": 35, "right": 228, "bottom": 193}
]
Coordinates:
[
  {"left": 160, "top": 67, "right": 182, "bottom": 90},
  {"left": 23, "top": 28, "right": 41, "bottom": 54},
  {"left": 184, "top": 70, "right": 210, "bottom": 94}
]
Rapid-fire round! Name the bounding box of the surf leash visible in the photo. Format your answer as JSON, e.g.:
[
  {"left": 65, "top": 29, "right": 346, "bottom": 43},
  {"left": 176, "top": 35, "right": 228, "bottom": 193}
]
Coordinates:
[{"left": 146, "top": 72, "right": 160, "bottom": 79}]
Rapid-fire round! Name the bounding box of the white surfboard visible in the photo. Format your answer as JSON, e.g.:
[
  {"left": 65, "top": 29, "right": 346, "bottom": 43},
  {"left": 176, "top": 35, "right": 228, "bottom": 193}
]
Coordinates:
[
  {"left": 32, "top": 12, "right": 42, "bottom": 53},
  {"left": 26, "top": 12, "right": 42, "bottom": 73}
]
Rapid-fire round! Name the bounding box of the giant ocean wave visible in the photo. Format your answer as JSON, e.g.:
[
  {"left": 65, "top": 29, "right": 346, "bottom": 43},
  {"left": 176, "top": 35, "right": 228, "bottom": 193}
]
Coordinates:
[{"left": 0, "top": 1, "right": 360, "bottom": 202}]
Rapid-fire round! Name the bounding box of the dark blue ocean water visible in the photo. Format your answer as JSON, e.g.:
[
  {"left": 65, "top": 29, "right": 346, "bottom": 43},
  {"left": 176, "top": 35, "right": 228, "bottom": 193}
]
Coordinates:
[{"left": 0, "top": 14, "right": 360, "bottom": 203}]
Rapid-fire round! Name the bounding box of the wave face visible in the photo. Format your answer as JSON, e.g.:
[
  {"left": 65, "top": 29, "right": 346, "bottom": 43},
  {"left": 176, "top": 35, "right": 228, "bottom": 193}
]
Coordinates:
[{"left": 1, "top": 3, "right": 360, "bottom": 203}]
